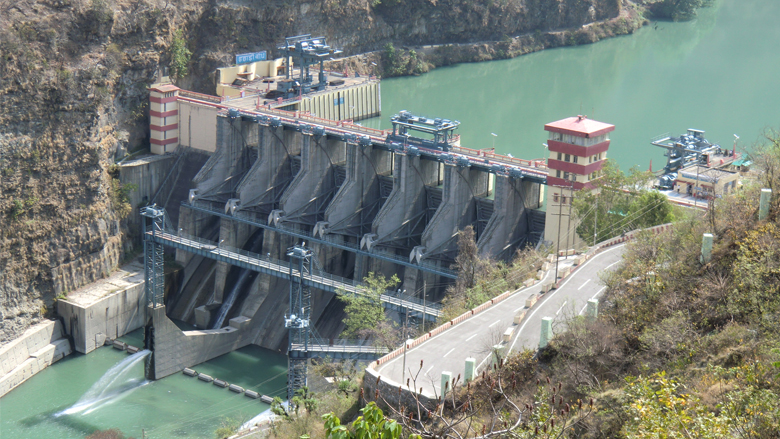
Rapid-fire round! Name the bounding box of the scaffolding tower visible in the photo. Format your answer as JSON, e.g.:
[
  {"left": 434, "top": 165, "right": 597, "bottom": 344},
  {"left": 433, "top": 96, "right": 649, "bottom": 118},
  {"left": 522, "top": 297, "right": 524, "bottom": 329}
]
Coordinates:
[
  {"left": 141, "top": 205, "right": 166, "bottom": 308},
  {"left": 285, "top": 243, "right": 313, "bottom": 401}
]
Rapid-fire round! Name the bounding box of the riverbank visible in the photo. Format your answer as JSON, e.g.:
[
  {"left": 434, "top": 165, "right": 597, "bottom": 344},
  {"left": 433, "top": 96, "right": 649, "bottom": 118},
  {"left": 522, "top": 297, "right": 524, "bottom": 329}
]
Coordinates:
[{"left": 325, "top": 2, "right": 647, "bottom": 79}]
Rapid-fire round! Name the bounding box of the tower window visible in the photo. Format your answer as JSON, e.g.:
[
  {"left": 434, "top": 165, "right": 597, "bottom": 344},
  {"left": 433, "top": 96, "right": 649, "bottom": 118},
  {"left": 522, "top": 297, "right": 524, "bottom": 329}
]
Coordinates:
[
  {"left": 557, "top": 152, "right": 562, "bottom": 160},
  {"left": 565, "top": 154, "right": 571, "bottom": 162},
  {"left": 573, "top": 156, "right": 578, "bottom": 164}
]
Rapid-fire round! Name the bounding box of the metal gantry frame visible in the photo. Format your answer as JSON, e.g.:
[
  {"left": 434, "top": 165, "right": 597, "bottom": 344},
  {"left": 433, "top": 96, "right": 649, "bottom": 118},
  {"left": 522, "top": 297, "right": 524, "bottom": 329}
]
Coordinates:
[
  {"left": 141, "top": 205, "right": 166, "bottom": 308},
  {"left": 285, "top": 244, "right": 313, "bottom": 401}
]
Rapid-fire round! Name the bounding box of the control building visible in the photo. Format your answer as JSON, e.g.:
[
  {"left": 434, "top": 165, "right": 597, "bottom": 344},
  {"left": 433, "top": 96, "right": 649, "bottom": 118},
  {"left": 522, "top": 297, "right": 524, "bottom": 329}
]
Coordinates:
[{"left": 544, "top": 116, "right": 614, "bottom": 252}]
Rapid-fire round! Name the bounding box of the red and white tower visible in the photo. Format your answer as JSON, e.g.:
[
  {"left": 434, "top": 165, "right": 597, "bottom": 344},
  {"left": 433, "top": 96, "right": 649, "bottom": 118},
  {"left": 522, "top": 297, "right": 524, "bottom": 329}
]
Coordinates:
[
  {"left": 149, "top": 82, "right": 180, "bottom": 154},
  {"left": 544, "top": 115, "right": 614, "bottom": 252}
]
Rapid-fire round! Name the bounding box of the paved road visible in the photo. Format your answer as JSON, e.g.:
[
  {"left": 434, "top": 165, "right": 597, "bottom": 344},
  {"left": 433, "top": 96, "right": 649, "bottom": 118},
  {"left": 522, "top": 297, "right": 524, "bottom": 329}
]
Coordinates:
[
  {"left": 507, "top": 244, "right": 626, "bottom": 355},
  {"left": 376, "top": 244, "right": 626, "bottom": 395}
]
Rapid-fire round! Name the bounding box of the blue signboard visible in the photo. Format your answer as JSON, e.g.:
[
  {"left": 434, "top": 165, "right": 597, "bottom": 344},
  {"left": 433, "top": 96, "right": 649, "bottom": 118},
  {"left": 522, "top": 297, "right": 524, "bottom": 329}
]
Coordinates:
[{"left": 235, "top": 51, "right": 267, "bottom": 65}]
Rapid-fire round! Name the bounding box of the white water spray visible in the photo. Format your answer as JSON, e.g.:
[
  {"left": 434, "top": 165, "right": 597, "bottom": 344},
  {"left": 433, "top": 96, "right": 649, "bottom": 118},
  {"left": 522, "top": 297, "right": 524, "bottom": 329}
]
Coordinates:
[{"left": 56, "top": 349, "right": 151, "bottom": 417}]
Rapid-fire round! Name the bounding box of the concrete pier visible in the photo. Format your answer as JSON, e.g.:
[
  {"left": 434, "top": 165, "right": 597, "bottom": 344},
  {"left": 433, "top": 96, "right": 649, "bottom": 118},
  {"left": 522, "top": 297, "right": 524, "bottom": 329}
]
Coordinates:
[
  {"left": 235, "top": 124, "right": 300, "bottom": 216},
  {"left": 275, "top": 134, "right": 346, "bottom": 229},
  {"left": 478, "top": 176, "right": 543, "bottom": 258},
  {"left": 191, "top": 116, "right": 258, "bottom": 200},
  {"left": 365, "top": 154, "right": 442, "bottom": 283},
  {"left": 420, "top": 165, "right": 489, "bottom": 259}
]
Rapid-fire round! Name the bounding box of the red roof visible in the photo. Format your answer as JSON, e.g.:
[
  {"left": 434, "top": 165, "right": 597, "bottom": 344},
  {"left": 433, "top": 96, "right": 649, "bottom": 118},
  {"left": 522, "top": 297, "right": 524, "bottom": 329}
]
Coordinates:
[
  {"left": 149, "top": 83, "right": 180, "bottom": 93},
  {"left": 544, "top": 116, "right": 615, "bottom": 138}
]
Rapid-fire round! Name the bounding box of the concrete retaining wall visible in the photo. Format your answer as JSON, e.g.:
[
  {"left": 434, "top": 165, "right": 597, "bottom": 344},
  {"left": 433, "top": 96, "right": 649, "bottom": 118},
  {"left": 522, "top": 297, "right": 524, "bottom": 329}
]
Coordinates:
[
  {"left": 57, "top": 274, "right": 146, "bottom": 354},
  {"left": 0, "top": 320, "right": 72, "bottom": 397},
  {"left": 119, "top": 154, "right": 176, "bottom": 231},
  {"left": 149, "top": 306, "right": 256, "bottom": 379}
]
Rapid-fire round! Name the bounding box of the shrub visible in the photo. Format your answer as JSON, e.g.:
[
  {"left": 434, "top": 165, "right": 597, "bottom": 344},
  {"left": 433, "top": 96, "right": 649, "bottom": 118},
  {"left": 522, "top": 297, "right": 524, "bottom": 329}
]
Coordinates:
[{"left": 169, "top": 29, "right": 192, "bottom": 79}]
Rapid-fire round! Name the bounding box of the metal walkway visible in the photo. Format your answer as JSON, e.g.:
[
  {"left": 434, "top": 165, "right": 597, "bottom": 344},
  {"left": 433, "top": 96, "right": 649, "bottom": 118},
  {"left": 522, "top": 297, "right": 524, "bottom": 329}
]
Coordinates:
[
  {"left": 289, "top": 342, "right": 388, "bottom": 361},
  {"left": 185, "top": 201, "right": 459, "bottom": 280},
  {"left": 145, "top": 230, "right": 442, "bottom": 321}
]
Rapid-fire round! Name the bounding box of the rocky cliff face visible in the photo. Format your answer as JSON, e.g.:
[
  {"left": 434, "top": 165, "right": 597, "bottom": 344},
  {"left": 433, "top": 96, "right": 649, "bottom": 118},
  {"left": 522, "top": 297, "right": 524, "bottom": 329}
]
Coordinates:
[{"left": 0, "top": 0, "right": 638, "bottom": 346}]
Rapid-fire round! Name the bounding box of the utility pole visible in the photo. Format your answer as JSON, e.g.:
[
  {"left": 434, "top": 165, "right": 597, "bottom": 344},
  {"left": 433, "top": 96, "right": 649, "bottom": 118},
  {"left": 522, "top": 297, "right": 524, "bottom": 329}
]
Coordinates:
[
  {"left": 554, "top": 183, "right": 564, "bottom": 282},
  {"left": 694, "top": 157, "right": 701, "bottom": 208},
  {"left": 593, "top": 195, "right": 598, "bottom": 246},
  {"left": 566, "top": 174, "right": 575, "bottom": 259}
]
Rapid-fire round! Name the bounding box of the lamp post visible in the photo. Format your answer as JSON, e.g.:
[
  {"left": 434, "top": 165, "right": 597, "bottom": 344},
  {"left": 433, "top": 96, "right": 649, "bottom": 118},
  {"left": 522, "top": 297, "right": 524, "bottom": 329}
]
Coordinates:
[
  {"left": 422, "top": 280, "right": 426, "bottom": 333},
  {"left": 491, "top": 132, "right": 497, "bottom": 150}
]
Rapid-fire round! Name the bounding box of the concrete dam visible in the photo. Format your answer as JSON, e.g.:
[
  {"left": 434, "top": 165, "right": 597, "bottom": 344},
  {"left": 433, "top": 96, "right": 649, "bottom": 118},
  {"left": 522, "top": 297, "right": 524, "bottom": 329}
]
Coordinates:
[
  {"left": 139, "top": 63, "right": 616, "bottom": 386},
  {"left": 143, "top": 104, "right": 547, "bottom": 378}
]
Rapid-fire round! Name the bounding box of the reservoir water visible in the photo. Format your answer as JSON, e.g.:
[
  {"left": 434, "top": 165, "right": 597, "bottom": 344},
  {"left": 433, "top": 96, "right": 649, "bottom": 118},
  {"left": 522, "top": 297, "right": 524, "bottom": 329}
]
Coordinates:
[
  {"left": 364, "top": 0, "right": 780, "bottom": 171},
  {"left": 3, "top": 0, "right": 780, "bottom": 436}
]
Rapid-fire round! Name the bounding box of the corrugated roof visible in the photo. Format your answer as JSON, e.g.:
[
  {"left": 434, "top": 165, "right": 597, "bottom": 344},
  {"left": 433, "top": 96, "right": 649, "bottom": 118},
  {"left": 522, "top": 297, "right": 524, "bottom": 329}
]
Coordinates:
[{"left": 544, "top": 116, "right": 615, "bottom": 138}]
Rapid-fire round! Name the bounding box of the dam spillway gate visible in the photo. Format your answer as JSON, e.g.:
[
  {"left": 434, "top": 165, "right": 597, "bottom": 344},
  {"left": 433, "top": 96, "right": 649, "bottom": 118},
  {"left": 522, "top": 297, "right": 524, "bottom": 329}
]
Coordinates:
[{"left": 140, "top": 100, "right": 549, "bottom": 391}]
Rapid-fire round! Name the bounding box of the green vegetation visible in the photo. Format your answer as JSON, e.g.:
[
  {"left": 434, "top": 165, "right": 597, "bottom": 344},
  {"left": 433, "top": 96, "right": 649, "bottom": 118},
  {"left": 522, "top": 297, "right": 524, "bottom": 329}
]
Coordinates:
[
  {"left": 264, "top": 378, "right": 362, "bottom": 439},
  {"left": 169, "top": 29, "right": 192, "bottom": 79},
  {"left": 214, "top": 416, "right": 243, "bottom": 439},
  {"left": 109, "top": 178, "right": 137, "bottom": 219},
  {"left": 338, "top": 272, "right": 399, "bottom": 344},
  {"left": 573, "top": 159, "right": 675, "bottom": 244},
  {"left": 381, "top": 43, "right": 429, "bottom": 78},
  {"left": 272, "top": 387, "right": 320, "bottom": 420},
  {"left": 649, "top": 0, "right": 715, "bottom": 21},
  {"left": 322, "top": 402, "right": 407, "bottom": 439},
  {"left": 441, "top": 225, "right": 544, "bottom": 321}
]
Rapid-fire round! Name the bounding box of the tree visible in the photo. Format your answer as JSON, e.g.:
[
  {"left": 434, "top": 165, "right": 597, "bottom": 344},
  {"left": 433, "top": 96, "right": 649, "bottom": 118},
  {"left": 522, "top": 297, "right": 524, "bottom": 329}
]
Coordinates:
[
  {"left": 214, "top": 417, "right": 243, "bottom": 439},
  {"left": 272, "top": 386, "right": 320, "bottom": 419},
  {"left": 169, "top": 29, "right": 192, "bottom": 79},
  {"left": 651, "top": 0, "right": 706, "bottom": 21},
  {"left": 339, "top": 272, "right": 399, "bottom": 339},
  {"left": 452, "top": 226, "right": 480, "bottom": 290},
  {"left": 573, "top": 159, "right": 672, "bottom": 243}
]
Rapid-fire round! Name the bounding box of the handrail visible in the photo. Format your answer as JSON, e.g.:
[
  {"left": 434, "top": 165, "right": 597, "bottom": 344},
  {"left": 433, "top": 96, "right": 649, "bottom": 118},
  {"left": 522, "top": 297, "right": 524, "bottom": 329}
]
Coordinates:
[
  {"left": 179, "top": 90, "right": 222, "bottom": 104},
  {"left": 149, "top": 228, "right": 442, "bottom": 315},
  {"left": 175, "top": 89, "right": 548, "bottom": 178}
]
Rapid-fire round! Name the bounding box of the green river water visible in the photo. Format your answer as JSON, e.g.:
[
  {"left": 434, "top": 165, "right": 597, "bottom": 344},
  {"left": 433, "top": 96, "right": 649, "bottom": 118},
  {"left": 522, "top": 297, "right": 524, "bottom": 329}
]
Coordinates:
[
  {"left": 364, "top": 0, "right": 780, "bottom": 171},
  {"left": 0, "top": 329, "right": 287, "bottom": 438},
  {"left": 2, "top": 0, "right": 779, "bottom": 437}
]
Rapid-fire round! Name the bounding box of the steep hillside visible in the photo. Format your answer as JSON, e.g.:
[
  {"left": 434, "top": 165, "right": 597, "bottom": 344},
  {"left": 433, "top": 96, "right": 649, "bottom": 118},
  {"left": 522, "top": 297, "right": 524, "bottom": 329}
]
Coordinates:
[{"left": 0, "top": 0, "right": 638, "bottom": 345}]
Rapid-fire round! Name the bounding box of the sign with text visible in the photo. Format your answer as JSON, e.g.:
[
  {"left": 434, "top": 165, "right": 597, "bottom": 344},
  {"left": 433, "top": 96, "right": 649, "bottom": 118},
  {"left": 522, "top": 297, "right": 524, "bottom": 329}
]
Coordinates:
[{"left": 235, "top": 51, "right": 267, "bottom": 65}]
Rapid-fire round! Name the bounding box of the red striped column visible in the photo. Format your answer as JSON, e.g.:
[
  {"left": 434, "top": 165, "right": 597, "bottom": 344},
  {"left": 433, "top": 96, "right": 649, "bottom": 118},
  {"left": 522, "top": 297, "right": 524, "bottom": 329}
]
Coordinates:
[{"left": 149, "top": 83, "right": 180, "bottom": 154}]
